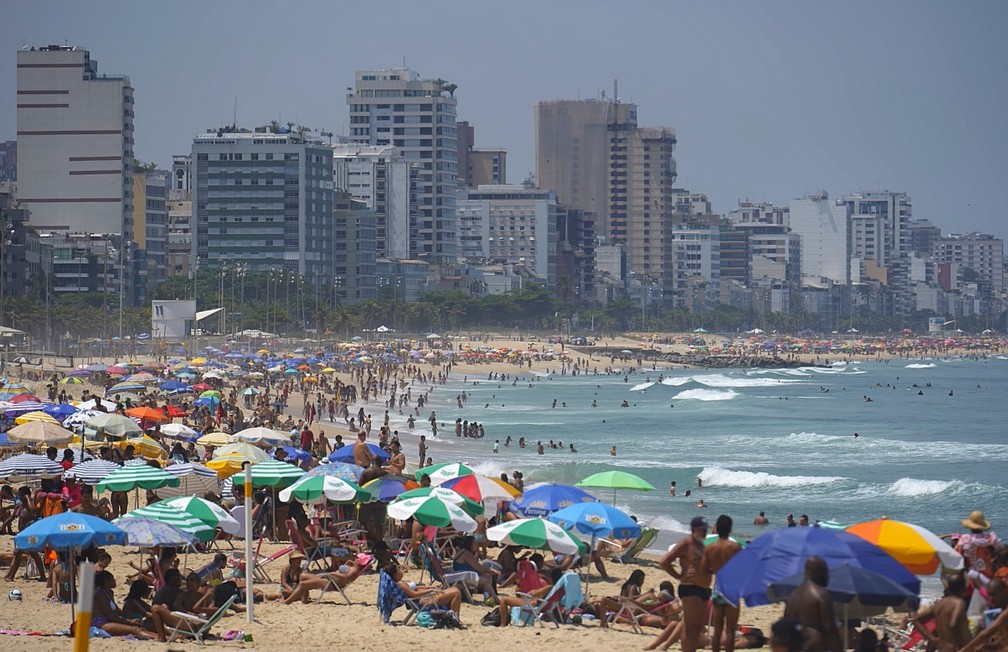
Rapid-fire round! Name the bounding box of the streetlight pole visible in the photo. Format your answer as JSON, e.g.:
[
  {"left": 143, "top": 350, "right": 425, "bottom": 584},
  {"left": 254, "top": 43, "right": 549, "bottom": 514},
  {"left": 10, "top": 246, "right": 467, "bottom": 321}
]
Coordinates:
[{"left": 219, "top": 262, "right": 228, "bottom": 336}]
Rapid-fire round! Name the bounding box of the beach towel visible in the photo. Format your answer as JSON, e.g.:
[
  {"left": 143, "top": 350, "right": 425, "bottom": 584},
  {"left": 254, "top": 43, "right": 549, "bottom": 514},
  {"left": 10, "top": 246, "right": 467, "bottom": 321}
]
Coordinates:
[{"left": 378, "top": 571, "right": 410, "bottom": 623}]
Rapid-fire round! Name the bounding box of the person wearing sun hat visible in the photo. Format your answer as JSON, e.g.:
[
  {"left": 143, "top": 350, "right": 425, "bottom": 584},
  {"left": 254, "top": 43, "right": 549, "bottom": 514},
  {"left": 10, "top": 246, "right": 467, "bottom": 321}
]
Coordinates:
[{"left": 956, "top": 510, "right": 1000, "bottom": 578}]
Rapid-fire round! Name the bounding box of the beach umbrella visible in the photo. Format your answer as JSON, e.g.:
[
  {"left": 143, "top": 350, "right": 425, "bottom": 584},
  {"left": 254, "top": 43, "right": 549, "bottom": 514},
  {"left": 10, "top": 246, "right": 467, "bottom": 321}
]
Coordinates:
[
  {"left": 767, "top": 563, "right": 920, "bottom": 617},
  {"left": 576, "top": 469, "right": 655, "bottom": 505},
  {"left": 845, "top": 518, "right": 964, "bottom": 575},
  {"left": 196, "top": 431, "right": 232, "bottom": 447},
  {"left": 510, "top": 483, "right": 599, "bottom": 518},
  {"left": 439, "top": 474, "right": 521, "bottom": 502},
  {"left": 328, "top": 443, "right": 390, "bottom": 464},
  {"left": 199, "top": 389, "right": 222, "bottom": 399},
  {"left": 86, "top": 412, "right": 143, "bottom": 438},
  {"left": 59, "top": 376, "right": 85, "bottom": 385},
  {"left": 160, "top": 423, "right": 199, "bottom": 440},
  {"left": 194, "top": 396, "right": 220, "bottom": 408},
  {"left": 6, "top": 420, "right": 75, "bottom": 445},
  {"left": 715, "top": 526, "right": 920, "bottom": 607},
  {"left": 151, "top": 496, "right": 240, "bottom": 535},
  {"left": 112, "top": 516, "right": 199, "bottom": 548},
  {"left": 68, "top": 459, "right": 122, "bottom": 485},
  {"left": 306, "top": 461, "right": 365, "bottom": 483},
  {"left": 206, "top": 454, "right": 252, "bottom": 478},
  {"left": 14, "top": 410, "right": 61, "bottom": 425},
  {"left": 415, "top": 461, "right": 474, "bottom": 485},
  {"left": 231, "top": 426, "right": 289, "bottom": 446},
  {"left": 213, "top": 442, "right": 272, "bottom": 463},
  {"left": 397, "top": 486, "right": 484, "bottom": 517},
  {"left": 0, "top": 452, "right": 65, "bottom": 480},
  {"left": 240, "top": 387, "right": 260, "bottom": 396},
  {"left": 487, "top": 517, "right": 588, "bottom": 555},
  {"left": 121, "top": 504, "right": 215, "bottom": 542},
  {"left": 278, "top": 475, "right": 370, "bottom": 503},
  {"left": 118, "top": 435, "right": 167, "bottom": 460},
  {"left": 549, "top": 502, "right": 641, "bottom": 596},
  {"left": 158, "top": 462, "right": 220, "bottom": 498},
  {"left": 387, "top": 495, "right": 477, "bottom": 532},
  {"left": 95, "top": 464, "right": 180, "bottom": 493},
  {"left": 231, "top": 459, "right": 304, "bottom": 488},
  {"left": 4, "top": 401, "right": 51, "bottom": 416},
  {"left": 107, "top": 381, "right": 145, "bottom": 393},
  {"left": 359, "top": 474, "right": 418, "bottom": 501},
  {"left": 42, "top": 403, "right": 80, "bottom": 420},
  {"left": 159, "top": 380, "right": 191, "bottom": 393},
  {"left": 124, "top": 406, "right": 169, "bottom": 424}
]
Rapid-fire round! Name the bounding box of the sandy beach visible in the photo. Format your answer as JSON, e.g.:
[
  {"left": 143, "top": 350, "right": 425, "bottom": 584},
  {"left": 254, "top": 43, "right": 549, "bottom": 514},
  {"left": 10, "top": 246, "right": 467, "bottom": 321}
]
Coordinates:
[{"left": 2, "top": 330, "right": 999, "bottom": 650}]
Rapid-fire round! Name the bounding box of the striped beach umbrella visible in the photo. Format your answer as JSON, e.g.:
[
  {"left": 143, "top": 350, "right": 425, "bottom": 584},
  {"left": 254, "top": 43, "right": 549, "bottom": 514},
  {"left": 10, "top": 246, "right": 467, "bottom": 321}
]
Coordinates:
[
  {"left": 439, "top": 474, "right": 521, "bottom": 502},
  {"left": 6, "top": 420, "right": 75, "bottom": 445},
  {"left": 59, "top": 376, "right": 85, "bottom": 385},
  {"left": 112, "top": 516, "right": 199, "bottom": 547},
  {"left": 151, "top": 496, "right": 240, "bottom": 535},
  {"left": 397, "top": 487, "right": 484, "bottom": 517},
  {"left": 157, "top": 462, "right": 220, "bottom": 498},
  {"left": 487, "top": 517, "right": 587, "bottom": 555},
  {"left": 121, "top": 504, "right": 214, "bottom": 542},
  {"left": 107, "top": 381, "right": 146, "bottom": 393},
  {"left": 386, "top": 495, "right": 477, "bottom": 532},
  {"left": 306, "top": 461, "right": 365, "bottom": 483},
  {"left": 846, "top": 518, "right": 964, "bottom": 575},
  {"left": 13, "top": 411, "right": 61, "bottom": 425},
  {"left": 360, "top": 474, "right": 418, "bottom": 502},
  {"left": 68, "top": 459, "right": 123, "bottom": 485},
  {"left": 0, "top": 453, "right": 65, "bottom": 480},
  {"left": 231, "top": 459, "right": 304, "bottom": 488},
  {"left": 279, "top": 475, "right": 370, "bottom": 504},
  {"left": 95, "top": 464, "right": 180, "bottom": 493},
  {"left": 416, "top": 462, "right": 475, "bottom": 485}
]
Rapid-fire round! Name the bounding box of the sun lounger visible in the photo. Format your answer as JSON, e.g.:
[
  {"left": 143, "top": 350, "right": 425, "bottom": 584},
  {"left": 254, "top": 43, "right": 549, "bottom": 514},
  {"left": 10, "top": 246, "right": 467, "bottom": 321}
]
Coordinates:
[
  {"left": 421, "top": 542, "right": 479, "bottom": 603},
  {"left": 316, "top": 555, "right": 372, "bottom": 605},
  {"left": 166, "top": 594, "right": 237, "bottom": 644},
  {"left": 610, "top": 527, "right": 658, "bottom": 563}
]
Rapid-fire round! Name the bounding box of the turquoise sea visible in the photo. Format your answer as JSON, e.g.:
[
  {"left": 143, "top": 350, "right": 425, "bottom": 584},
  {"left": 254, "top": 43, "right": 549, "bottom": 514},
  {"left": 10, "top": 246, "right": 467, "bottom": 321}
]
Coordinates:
[{"left": 396, "top": 354, "right": 1007, "bottom": 566}]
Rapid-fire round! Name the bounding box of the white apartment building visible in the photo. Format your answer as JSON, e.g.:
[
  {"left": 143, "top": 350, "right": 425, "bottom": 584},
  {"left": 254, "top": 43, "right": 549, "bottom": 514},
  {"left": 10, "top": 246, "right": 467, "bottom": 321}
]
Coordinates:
[
  {"left": 932, "top": 232, "right": 1004, "bottom": 293},
  {"left": 788, "top": 191, "right": 849, "bottom": 286},
  {"left": 16, "top": 45, "right": 134, "bottom": 237},
  {"left": 347, "top": 69, "right": 458, "bottom": 268},
  {"left": 331, "top": 144, "right": 411, "bottom": 260}
]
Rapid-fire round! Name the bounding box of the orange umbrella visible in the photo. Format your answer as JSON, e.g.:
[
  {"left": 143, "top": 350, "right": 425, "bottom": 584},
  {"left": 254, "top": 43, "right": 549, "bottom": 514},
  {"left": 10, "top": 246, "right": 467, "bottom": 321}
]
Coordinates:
[
  {"left": 124, "top": 406, "right": 169, "bottom": 424},
  {"left": 846, "top": 518, "right": 964, "bottom": 575}
]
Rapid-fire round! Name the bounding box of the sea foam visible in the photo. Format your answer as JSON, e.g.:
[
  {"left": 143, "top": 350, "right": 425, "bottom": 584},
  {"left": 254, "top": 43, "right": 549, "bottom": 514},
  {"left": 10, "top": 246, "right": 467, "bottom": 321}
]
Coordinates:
[
  {"left": 630, "top": 381, "right": 656, "bottom": 392},
  {"left": 887, "top": 477, "right": 961, "bottom": 497},
  {"left": 905, "top": 363, "right": 937, "bottom": 369},
  {"left": 699, "top": 466, "right": 845, "bottom": 488},
  {"left": 672, "top": 388, "right": 739, "bottom": 401},
  {"left": 692, "top": 373, "right": 804, "bottom": 388}
]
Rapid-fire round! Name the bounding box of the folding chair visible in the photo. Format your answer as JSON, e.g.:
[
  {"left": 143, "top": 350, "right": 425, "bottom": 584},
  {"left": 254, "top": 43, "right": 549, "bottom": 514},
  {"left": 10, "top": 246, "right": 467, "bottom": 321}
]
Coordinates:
[
  {"left": 610, "top": 527, "right": 659, "bottom": 564},
  {"left": 421, "top": 542, "right": 479, "bottom": 603},
  {"left": 286, "top": 518, "right": 328, "bottom": 571},
  {"left": 252, "top": 541, "right": 297, "bottom": 583},
  {"left": 612, "top": 590, "right": 678, "bottom": 634},
  {"left": 166, "top": 594, "right": 237, "bottom": 644},
  {"left": 316, "top": 556, "right": 371, "bottom": 605},
  {"left": 377, "top": 570, "right": 421, "bottom": 625}
]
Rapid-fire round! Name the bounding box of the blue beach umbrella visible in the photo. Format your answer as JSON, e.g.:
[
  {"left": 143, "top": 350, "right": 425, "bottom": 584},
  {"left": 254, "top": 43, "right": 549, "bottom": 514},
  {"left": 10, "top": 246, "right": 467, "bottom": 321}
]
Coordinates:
[
  {"left": 16, "top": 511, "right": 128, "bottom": 551},
  {"left": 767, "top": 563, "right": 920, "bottom": 616},
  {"left": 280, "top": 446, "right": 312, "bottom": 463},
  {"left": 548, "top": 502, "right": 641, "bottom": 594},
  {"left": 328, "top": 443, "right": 390, "bottom": 464},
  {"left": 112, "top": 516, "right": 199, "bottom": 548},
  {"left": 715, "top": 526, "right": 920, "bottom": 608},
  {"left": 510, "top": 483, "right": 599, "bottom": 517},
  {"left": 305, "top": 461, "right": 365, "bottom": 482}
]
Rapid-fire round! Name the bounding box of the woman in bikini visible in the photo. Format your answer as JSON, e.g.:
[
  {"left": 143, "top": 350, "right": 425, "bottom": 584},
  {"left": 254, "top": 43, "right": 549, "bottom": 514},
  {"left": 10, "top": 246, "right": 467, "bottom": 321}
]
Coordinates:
[{"left": 90, "top": 570, "right": 158, "bottom": 639}]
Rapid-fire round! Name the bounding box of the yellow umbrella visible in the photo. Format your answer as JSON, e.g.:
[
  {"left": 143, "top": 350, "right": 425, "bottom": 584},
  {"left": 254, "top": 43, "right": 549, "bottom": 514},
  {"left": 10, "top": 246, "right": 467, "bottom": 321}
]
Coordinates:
[
  {"left": 7, "top": 420, "right": 75, "bottom": 445},
  {"left": 206, "top": 453, "right": 255, "bottom": 479},
  {"left": 196, "top": 431, "right": 232, "bottom": 447},
  {"left": 116, "top": 434, "right": 167, "bottom": 460},
  {"left": 14, "top": 411, "right": 61, "bottom": 425},
  {"left": 321, "top": 367, "right": 337, "bottom": 373},
  {"left": 189, "top": 357, "right": 208, "bottom": 365}
]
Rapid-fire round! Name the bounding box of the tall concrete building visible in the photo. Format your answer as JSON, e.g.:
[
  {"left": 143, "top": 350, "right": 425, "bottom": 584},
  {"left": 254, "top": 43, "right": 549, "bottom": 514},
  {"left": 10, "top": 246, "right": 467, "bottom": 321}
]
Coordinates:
[
  {"left": 456, "top": 121, "right": 506, "bottom": 188},
  {"left": 331, "top": 144, "right": 411, "bottom": 260},
  {"left": 347, "top": 69, "right": 458, "bottom": 268},
  {"left": 625, "top": 127, "right": 678, "bottom": 281},
  {"left": 932, "top": 232, "right": 1004, "bottom": 293},
  {"left": 844, "top": 191, "right": 913, "bottom": 315},
  {"left": 788, "top": 191, "right": 849, "bottom": 286},
  {"left": 131, "top": 167, "right": 169, "bottom": 300},
  {"left": 16, "top": 45, "right": 134, "bottom": 238},
  {"left": 191, "top": 128, "right": 334, "bottom": 277}
]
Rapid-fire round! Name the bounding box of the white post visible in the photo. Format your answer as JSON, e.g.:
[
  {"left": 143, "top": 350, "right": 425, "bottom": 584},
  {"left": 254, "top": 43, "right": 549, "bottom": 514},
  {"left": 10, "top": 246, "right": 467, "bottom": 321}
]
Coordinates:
[
  {"left": 244, "top": 462, "right": 254, "bottom": 622},
  {"left": 74, "top": 561, "right": 95, "bottom": 652}
]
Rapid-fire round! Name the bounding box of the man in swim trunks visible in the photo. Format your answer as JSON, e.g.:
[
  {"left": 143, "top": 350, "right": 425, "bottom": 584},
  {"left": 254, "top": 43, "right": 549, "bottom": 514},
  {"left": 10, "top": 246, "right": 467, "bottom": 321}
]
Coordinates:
[
  {"left": 661, "top": 515, "right": 710, "bottom": 652},
  {"left": 702, "top": 515, "right": 743, "bottom": 652},
  {"left": 783, "top": 557, "right": 843, "bottom": 652}
]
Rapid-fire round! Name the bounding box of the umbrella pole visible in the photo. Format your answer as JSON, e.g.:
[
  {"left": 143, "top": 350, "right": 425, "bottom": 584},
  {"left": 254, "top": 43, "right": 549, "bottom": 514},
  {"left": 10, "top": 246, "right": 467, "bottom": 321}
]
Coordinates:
[{"left": 583, "top": 534, "right": 596, "bottom": 600}]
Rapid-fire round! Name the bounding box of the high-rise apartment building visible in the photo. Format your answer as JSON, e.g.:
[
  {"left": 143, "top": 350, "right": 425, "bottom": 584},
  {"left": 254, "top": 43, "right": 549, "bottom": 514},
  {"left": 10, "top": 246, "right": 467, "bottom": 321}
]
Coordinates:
[
  {"left": 789, "top": 191, "right": 849, "bottom": 286},
  {"left": 932, "top": 232, "right": 1004, "bottom": 293},
  {"left": 456, "top": 121, "right": 506, "bottom": 188},
  {"left": 132, "top": 168, "right": 169, "bottom": 294},
  {"left": 347, "top": 69, "right": 458, "bottom": 268},
  {"left": 166, "top": 155, "right": 193, "bottom": 279},
  {"left": 626, "top": 127, "right": 678, "bottom": 281},
  {"left": 331, "top": 144, "right": 411, "bottom": 260},
  {"left": 16, "top": 45, "right": 134, "bottom": 238},
  {"left": 844, "top": 191, "right": 912, "bottom": 315},
  {"left": 191, "top": 129, "right": 334, "bottom": 277}
]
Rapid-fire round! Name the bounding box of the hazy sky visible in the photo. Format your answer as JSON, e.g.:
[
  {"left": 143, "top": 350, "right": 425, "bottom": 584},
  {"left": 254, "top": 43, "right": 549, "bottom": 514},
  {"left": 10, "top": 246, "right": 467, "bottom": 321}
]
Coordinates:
[{"left": 5, "top": 1, "right": 1007, "bottom": 240}]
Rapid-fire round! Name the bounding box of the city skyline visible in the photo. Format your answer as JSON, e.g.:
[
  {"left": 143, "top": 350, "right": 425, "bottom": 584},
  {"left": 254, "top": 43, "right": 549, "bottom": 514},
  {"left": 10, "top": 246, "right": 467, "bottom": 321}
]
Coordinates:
[{"left": 4, "top": 1, "right": 1007, "bottom": 242}]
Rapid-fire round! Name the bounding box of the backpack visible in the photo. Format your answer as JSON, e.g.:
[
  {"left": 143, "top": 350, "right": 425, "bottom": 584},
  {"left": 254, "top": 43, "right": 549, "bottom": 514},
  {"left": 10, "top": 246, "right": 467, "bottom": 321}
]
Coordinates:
[
  {"left": 481, "top": 606, "right": 502, "bottom": 627},
  {"left": 429, "top": 610, "right": 464, "bottom": 629}
]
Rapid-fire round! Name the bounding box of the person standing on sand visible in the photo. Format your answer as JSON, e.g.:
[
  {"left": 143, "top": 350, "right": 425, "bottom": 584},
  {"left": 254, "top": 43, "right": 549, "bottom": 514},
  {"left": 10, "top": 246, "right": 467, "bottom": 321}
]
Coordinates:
[
  {"left": 783, "top": 557, "right": 843, "bottom": 652},
  {"left": 352, "top": 430, "right": 373, "bottom": 468},
  {"left": 417, "top": 435, "right": 426, "bottom": 468},
  {"left": 659, "top": 516, "right": 710, "bottom": 652},
  {"left": 703, "top": 515, "right": 743, "bottom": 652}
]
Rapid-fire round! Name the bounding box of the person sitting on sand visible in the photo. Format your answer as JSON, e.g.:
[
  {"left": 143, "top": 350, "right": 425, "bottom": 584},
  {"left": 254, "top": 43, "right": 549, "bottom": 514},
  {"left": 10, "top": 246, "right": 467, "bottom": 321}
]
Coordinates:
[
  {"left": 595, "top": 568, "right": 645, "bottom": 627},
  {"left": 453, "top": 535, "right": 498, "bottom": 600},
  {"left": 497, "top": 566, "right": 563, "bottom": 626},
  {"left": 280, "top": 552, "right": 368, "bottom": 604},
  {"left": 90, "top": 570, "right": 158, "bottom": 639},
  {"left": 384, "top": 561, "right": 463, "bottom": 617}
]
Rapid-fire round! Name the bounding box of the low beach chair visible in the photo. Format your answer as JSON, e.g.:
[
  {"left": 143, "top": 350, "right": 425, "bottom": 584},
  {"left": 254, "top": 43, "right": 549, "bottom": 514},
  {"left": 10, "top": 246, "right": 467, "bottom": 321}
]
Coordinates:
[
  {"left": 513, "top": 571, "right": 582, "bottom": 628},
  {"left": 316, "top": 556, "right": 372, "bottom": 605},
  {"left": 611, "top": 590, "right": 678, "bottom": 634},
  {"left": 611, "top": 527, "right": 658, "bottom": 564},
  {"left": 377, "top": 570, "right": 420, "bottom": 625},
  {"left": 421, "top": 542, "right": 479, "bottom": 603},
  {"left": 166, "top": 594, "right": 237, "bottom": 644},
  {"left": 286, "top": 518, "right": 328, "bottom": 571}
]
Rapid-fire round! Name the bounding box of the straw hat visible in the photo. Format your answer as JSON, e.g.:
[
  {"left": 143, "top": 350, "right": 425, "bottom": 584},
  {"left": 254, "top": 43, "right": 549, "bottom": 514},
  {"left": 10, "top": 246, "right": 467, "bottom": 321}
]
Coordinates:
[
  {"left": 961, "top": 510, "right": 991, "bottom": 531},
  {"left": 289, "top": 552, "right": 306, "bottom": 563}
]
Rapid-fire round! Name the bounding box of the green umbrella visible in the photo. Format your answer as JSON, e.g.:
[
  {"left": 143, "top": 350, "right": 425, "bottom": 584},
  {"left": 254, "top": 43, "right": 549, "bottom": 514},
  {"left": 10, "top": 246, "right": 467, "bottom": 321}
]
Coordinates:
[
  {"left": 153, "top": 496, "right": 241, "bottom": 535},
  {"left": 278, "top": 475, "right": 370, "bottom": 504},
  {"left": 415, "top": 461, "right": 474, "bottom": 485},
  {"left": 486, "top": 517, "right": 587, "bottom": 555},
  {"left": 576, "top": 470, "right": 655, "bottom": 505},
  {"left": 231, "top": 459, "right": 304, "bottom": 488},
  {"left": 398, "top": 487, "right": 485, "bottom": 517},
  {"left": 703, "top": 533, "right": 748, "bottom": 547},
  {"left": 95, "top": 465, "right": 181, "bottom": 493},
  {"left": 386, "top": 495, "right": 477, "bottom": 532},
  {"left": 121, "top": 504, "right": 215, "bottom": 542}
]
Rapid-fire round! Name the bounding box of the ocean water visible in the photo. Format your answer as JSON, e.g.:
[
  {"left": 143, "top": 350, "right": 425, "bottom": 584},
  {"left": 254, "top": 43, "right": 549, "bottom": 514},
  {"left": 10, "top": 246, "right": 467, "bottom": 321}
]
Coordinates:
[{"left": 390, "top": 355, "right": 1008, "bottom": 566}]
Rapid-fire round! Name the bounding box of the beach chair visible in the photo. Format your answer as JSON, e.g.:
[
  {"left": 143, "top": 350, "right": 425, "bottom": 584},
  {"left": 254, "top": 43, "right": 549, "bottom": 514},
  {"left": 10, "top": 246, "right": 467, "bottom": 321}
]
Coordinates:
[
  {"left": 513, "top": 572, "right": 578, "bottom": 628},
  {"left": 316, "top": 555, "right": 372, "bottom": 605},
  {"left": 286, "top": 518, "right": 327, "bottom": 571},
  {"left": 166, "top": 594, "right": 237, "bottom": 644},
  {"left": 421, "top": 542, "right": 479, "bottom": 603},
  {"left": 611, "top": 527, "right": 658, "bottom": 564},
  {"left": 515, "top": 559, "right": 547, "bottom": 593},
  {"left": 252, "top": 539, "right": 297, "bottom": 583},
  {"left": 377, "top": 570, "right": 421, "bottom": 625},
  {"left": 611, "top": 590, "right": 678, "bottom": 634}
]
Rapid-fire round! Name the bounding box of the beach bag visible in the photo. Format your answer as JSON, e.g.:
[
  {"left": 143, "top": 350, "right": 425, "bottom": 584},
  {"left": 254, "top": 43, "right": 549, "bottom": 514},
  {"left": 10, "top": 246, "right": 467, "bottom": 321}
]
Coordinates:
[
  {"left": 415, "top": 611, "right": 435, "bottom": 628},
  {"left": 429, "top": 610, "right": 463, "bottom": 629},
  {"left": 509, "top": 606, "right": 535, "bottom": 626},
  {"left": 481, "top": 606, "right": 502, "bottom": 627}
]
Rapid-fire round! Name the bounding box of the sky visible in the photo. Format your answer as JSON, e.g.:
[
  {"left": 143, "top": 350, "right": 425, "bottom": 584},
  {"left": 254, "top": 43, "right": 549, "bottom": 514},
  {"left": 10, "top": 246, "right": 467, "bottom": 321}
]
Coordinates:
[{"left": 4, "top": 1, "right": 1008, "bottom": 241}]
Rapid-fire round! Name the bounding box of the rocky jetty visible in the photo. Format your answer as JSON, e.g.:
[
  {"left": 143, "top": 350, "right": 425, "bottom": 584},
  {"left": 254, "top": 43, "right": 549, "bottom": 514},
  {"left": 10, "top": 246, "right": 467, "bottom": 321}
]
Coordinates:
[{"left": 574, "top": 346, "right": 815, "bottom": 369}]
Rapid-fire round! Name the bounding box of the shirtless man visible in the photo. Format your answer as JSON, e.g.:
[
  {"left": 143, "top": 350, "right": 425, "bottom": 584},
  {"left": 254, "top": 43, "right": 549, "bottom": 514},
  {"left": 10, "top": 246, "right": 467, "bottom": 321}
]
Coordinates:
[
  {"left": 912, "top": 571, "right": 971, "bottom": 652},
  {"left": 753, "top": 511, "right": 769, "bottom": 526},
  {"left": 660, "top": 516, "right": 710, "bottom": 652},
  {"left": 702, "top": 515, "right": 743, "bottom": 652},
  {"left": 383, "top": 440, "right": 406, "bottom": 475},
  {"left": 352, "top": 430, "right": 373, "bottom": 468},
  {"left": 783, "top": 557, "right": 843, "bottom": 652}
]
